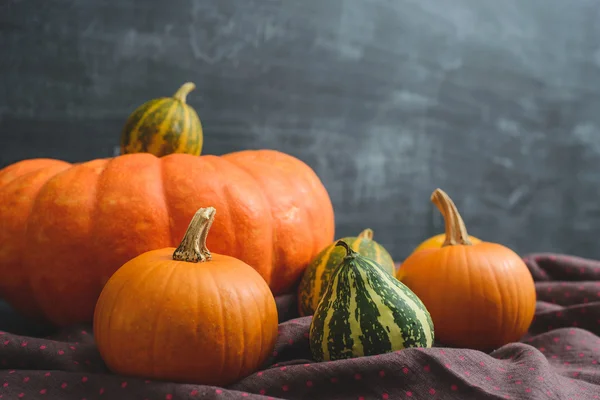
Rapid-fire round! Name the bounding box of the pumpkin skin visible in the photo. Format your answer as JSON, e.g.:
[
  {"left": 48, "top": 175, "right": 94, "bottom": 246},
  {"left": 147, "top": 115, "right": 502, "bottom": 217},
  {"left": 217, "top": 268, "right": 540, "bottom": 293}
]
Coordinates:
[
  {"left": 0, "top": 150, "right": 334, "bottom": 326},
  {"left": 94, "top": 207, "right": 278, "bottom": 386},
  {"left": 397, "top": 189, "right": 536, "bottom": 351},
  {"left": 309, "top": 241, "right": 434, "bottom": 362},
  {"left": 120, "top": 82, "right": 203, "bottom": 157},
  {"left": 413, "top": 232, "right": 481, "bottom": 253},
  {"left": 297, "top": 228, "right": 395, "bottom": 317}
]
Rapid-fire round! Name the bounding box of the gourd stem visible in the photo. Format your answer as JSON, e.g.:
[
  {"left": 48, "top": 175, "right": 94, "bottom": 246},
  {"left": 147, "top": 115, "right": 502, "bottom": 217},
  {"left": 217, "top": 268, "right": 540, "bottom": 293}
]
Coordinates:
[
  {"left": 173, "top": 82, "right": 196, "bottom": 103},
  {"left": 336, "top": 240, "right": 358, "bottom": 258},
  {"left": 430, "top": 188, "right": 472, "bottom": 247},
  {"left": 172, "top": 207, "right": 216, "bottom": 262},
  {"left": 358, "top": 228, "right": 374, "bottom": 241}
]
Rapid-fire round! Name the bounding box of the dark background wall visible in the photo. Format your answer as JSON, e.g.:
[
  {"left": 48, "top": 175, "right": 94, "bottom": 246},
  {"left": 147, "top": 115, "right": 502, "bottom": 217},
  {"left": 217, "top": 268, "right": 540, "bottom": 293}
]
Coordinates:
[{"left": 2, "top": 0, "right": 600, "bottom": 262}]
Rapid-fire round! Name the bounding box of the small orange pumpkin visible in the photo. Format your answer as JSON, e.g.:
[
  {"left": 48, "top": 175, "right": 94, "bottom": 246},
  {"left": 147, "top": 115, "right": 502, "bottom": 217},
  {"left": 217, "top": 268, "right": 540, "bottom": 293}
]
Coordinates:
[
  {"left": 397, "top": 189, "right": 536, "bottom": 351},
  {"left": 93, "top": 207, "right": 278, "bottom": 386}
]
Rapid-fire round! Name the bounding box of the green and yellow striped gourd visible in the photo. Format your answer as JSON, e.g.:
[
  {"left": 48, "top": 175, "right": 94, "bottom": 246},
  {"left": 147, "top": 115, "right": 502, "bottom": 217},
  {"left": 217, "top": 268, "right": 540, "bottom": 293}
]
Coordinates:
[
  {"left": 120, "top": 82, "right": 203, "bottom": 157},
  {"left": 297, "top": 228, "right": 395, "bottom": 317},
  {"left": 309, "top": 240, "right": 434, "bottom": 362}
]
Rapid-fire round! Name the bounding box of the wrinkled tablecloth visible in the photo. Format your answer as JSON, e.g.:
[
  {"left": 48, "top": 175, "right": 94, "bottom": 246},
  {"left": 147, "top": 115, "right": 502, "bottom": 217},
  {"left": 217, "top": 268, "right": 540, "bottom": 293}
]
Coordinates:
[{"left": 0, "top": 253, "right": 599, "bottom": 399}]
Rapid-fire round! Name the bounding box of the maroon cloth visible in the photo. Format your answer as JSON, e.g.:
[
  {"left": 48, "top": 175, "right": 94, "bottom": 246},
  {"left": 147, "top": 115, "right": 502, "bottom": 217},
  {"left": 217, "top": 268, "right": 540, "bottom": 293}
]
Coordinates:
[{"left": 1, "top": 253, "right": 600, "bottom": 400}]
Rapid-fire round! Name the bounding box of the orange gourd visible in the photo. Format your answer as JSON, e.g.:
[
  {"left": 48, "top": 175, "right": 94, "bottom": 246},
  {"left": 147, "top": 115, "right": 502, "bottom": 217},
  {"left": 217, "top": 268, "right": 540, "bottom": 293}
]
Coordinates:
[
  {"left": 397, "top": 189, "right": 536, "bottom": 351},
  {"left": 94, "top": 207, "right": 278, "bottom": 386},
  {"left": 0, "top": 150, "right": 334, "bottom": 326}
]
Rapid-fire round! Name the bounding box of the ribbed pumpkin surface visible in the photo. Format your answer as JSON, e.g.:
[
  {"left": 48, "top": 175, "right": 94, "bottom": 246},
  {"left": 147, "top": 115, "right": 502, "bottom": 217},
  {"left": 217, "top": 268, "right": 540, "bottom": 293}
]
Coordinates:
[
  {"left": 297, "top": 229, "right": 395, "bottom": 316},
  {"left": 0, "top": 150, "right": 334, "bottom": 326},
  {"left": 309, "top": 242, "right": 434, "bottom": 362},
  {"left": 121, "top": 83, "right": 203, "bottom": 157}
]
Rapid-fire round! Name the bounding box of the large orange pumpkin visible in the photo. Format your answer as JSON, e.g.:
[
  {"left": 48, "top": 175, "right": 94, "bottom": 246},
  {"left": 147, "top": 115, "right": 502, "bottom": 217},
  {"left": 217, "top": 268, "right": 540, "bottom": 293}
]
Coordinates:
[
  {"left": 94, "top": 206, "right": 278, "bottom": 386},
  {"left": 397, "top": 189, "right": 536, "bottom": 351},
  {"left": 0, "top": 150, "right": 334, "bottom": 326}
]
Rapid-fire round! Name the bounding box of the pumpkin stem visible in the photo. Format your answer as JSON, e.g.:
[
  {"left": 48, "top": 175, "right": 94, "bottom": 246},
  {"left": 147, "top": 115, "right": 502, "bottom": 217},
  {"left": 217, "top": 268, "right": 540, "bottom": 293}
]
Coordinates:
[
  {"left": 335, "top": 240, "right": 358, "bottom": 258},
  {"left": 173, "top": 82, "right": 196, "bottom": 103},
  {"left": 358, "top": 228, "right": 374, "bottom": 241},
  {"left": 173, "top": 207, "right": 216, "bottom": 262},
  {"left": 430, "top": 188, "right": 472, "bottom": 247}
]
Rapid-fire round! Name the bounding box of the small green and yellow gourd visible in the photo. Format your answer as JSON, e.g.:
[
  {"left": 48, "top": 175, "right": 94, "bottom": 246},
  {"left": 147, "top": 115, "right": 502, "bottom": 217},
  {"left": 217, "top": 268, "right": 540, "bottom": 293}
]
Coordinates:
[
  {"left": 309, "top": 240, "right": 434, "bottom": 362},
  {"left": 297, "top": 228, "right": 395, "bottom": 316},
  {"left": 121, "top": 82, "right": 203, "bottom": 157}
]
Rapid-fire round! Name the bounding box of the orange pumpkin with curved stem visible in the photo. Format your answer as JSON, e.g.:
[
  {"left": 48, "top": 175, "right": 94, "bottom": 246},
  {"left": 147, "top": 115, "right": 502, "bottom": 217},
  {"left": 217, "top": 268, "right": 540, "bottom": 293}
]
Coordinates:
[
  {"left": 397, "top": 189, "right": 536, "bottom": 351},
  {"left": 94, "top": 206, "right": 278, "bottom": 386}
]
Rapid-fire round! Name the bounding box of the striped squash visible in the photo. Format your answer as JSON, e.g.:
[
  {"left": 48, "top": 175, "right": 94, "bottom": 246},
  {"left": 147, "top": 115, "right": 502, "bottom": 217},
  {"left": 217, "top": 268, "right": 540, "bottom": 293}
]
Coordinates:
[
  {"left": 309, "top": 241, "right": 434, "bottom": 362},
  {"left": 297, "top": 228, "right": 395, "bottom": 317},
  {"left": 121, "top": 82, "right": 203, "bottom": 157}
]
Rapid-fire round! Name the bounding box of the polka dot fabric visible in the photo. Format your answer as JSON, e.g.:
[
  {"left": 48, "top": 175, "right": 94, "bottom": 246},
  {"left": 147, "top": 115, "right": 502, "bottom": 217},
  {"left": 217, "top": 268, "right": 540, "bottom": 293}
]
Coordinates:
[{"left": 0, "top": 253, "right": 599, "bottom": 399}]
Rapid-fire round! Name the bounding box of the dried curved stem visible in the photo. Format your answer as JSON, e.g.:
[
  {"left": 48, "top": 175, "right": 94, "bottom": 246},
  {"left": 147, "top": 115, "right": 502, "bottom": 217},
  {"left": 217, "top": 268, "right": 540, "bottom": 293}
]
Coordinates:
[
  {"left": 336, "top": 240, "right": 358, "bottom": 258},
  {"left": 431, "top": 189, "right": 472, "bottom": 247},
  {"left": 172, "top": 82, "right": 196, "bottom": 103},
  {"left": 173, "top": 206, "right": 216, "bottom": 262},
  {"left": 358, "top": 228, "right": 374, "bottom": 241}
]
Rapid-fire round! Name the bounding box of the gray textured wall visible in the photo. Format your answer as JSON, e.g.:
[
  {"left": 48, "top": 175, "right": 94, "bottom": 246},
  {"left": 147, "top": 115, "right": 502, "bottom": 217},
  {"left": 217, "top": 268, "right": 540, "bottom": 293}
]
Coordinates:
[{"left": 2, "top": 0, "right": 600, "bottom": 261}]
